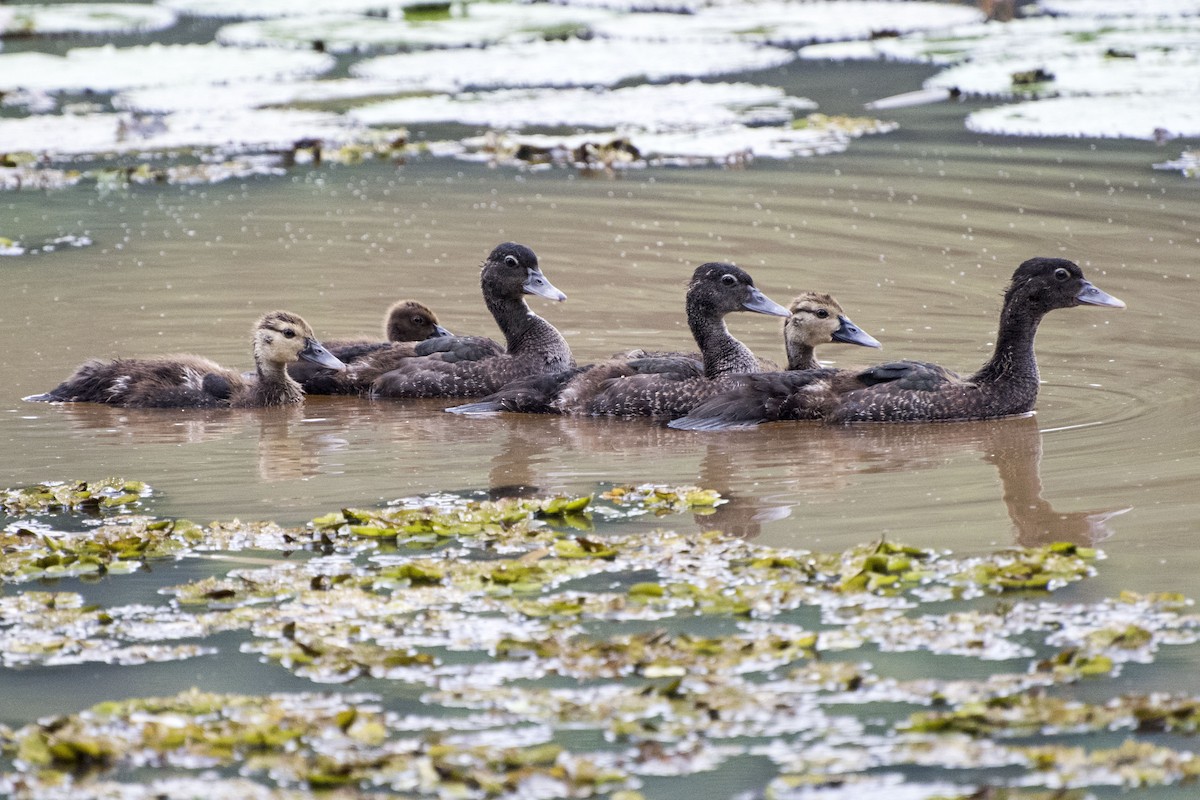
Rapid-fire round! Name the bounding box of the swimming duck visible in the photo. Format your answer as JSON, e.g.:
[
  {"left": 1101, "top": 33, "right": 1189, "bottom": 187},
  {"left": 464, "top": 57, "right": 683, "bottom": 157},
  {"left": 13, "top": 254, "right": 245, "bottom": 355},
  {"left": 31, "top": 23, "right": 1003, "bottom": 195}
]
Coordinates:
[
  {"left": 449, "top": 286, "right": 871, "bottom": 416},
  {"left": 368, "top": 242, "right": 572, "bottom": 399},
  {"left": 25, "top": 310, "right": 345, "bottom": 408},
  {"left": 553, "top": 262, "right": 790, "bottom": 418},
  {"left": 668, "top": 291, "right": 882, "bottom": 429},
  {"left": 289, "top": 299, "right": 451, "bottom": 395},
  {"left": 672, "top": 257, "right": 1123, "bottom": 429}
]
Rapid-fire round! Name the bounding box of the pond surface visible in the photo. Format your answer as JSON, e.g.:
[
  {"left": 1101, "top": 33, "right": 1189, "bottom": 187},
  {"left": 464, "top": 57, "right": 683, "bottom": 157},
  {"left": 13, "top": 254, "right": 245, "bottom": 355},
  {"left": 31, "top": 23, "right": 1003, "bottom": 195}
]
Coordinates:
[{"left": 1, "top": 53, "right": 1199, "bottom": 799}]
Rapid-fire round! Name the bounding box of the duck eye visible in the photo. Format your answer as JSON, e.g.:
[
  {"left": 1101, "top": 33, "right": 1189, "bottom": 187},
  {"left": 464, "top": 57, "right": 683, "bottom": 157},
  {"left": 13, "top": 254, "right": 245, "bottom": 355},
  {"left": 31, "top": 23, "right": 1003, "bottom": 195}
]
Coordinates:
[
  {"left": 504, "top": 255, "right": 519, "bottom": 268},
  {"left": 1054, "top": 267, "right": 1070, "bottom": 281},
  {"left": 815, "top": 309, "right": 829, "bottom": 319},
  {"left": 413, "top": 316, "right": 426, "bottom": 325},
  {"left": 720, "top": 274, "right": 737, "bottom": 286},
  {"left": 282, "top": 329, "right": 296, "bottom": 339}
]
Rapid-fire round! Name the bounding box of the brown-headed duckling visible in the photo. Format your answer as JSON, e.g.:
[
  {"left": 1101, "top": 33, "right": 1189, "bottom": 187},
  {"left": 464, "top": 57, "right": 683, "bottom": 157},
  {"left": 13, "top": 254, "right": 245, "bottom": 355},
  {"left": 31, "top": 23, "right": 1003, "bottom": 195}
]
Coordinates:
[
  {"left": 367, "top": 242, "right": 571, "bottom": 399},
  {"left": 451, "top": 262, "right": 790, "bottom": 418},
  {"left": 668, "top": 291, "right": 882, "bottom": 429},
  {"left": 446, "top": 286, "right": 868, "bottom": 417},
  {"left": 290, "top": 299, "right": 451, "bottom": 395},
  {"left": 672, "top": 257, "right": 1123, "bottom": 429},
  {"left": 25, "top": 311, "right": 345, "bottom": 409}
]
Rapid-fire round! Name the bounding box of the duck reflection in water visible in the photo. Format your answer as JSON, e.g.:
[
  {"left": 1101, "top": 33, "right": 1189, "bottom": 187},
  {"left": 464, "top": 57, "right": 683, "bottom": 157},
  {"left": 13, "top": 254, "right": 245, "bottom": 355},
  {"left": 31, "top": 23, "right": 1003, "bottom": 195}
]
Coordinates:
[{"left": 684, "top": 415, "right": 1128, "bottom": 546}]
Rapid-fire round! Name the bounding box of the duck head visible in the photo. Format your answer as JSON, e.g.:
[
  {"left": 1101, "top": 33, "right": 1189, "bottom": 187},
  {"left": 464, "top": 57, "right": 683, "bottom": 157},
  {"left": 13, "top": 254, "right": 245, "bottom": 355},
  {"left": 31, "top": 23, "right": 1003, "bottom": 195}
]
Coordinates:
[
  {"left": 253, "top": 311, "right": 346, "bottom": 371},
  {"left": 384, "top": 299, "right": 451, "bottom": 342},
  {"left": 687, "top": 262, "right": 790, "bottom": 319},
  {"left": 1006, "top": 257, "right": 1125, "bottom": 314},
  {"left": 787, "top": 291, "right": 882, "bottom": 351},
  {"left": 481, "top": 242, "right": 567, "bottom": 303}
]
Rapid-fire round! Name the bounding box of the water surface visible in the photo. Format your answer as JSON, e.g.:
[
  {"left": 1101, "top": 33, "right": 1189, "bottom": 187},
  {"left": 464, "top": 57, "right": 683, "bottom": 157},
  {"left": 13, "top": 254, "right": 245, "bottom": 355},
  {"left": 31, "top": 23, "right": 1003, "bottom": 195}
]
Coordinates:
[{"left": 1, "top": 56, "right": 1198, "bottom": 796}]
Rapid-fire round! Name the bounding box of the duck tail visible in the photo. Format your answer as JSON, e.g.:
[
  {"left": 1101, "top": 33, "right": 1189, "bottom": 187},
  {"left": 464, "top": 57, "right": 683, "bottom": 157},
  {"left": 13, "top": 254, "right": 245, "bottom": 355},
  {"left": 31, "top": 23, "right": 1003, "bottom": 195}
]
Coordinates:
[{"left": 445, "top": 400, "right": 505, "bottom": 415}]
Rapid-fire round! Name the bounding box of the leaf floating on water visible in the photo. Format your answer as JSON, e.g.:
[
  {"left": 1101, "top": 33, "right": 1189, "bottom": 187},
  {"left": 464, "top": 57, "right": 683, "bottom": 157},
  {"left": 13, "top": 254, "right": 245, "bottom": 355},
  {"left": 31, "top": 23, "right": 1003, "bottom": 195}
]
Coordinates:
[
  {"left": 0, "top": 479, "right": 150, "bottom": 517},
  {"left": 0, "top": 3, "right": 178, "bottom": 36}
]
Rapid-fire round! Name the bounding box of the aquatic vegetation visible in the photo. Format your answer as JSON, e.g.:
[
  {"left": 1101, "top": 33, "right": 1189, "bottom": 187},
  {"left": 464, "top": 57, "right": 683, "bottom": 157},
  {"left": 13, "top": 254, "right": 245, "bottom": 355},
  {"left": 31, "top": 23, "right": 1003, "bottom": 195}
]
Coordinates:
[
  {"left": 589, "top": 0, "right": 984, "bottom": 44},
  {"left": 1156, "top": 148, "right": 1200, "bottom": 177},
  {"left": 799, "top": 14, "right": 1200, "bottom": 141},
  {"left": 1, "top": 479, "right": 1197, "bottom": 795},
  {"left": 160, "top": 0, "right": 441, "bottom": 19},
  {"left": 455, "top": 114, "right": 897, "bottom": 169},
  {"left": 967, "top": 93, "right": 1200, "bottom": 139},
  {"left": 0, "top": 478, "right": 149, "bottom": 517},
  {"left": 0, "top": 43, "right": 333, "bottom": 94},
  {"left": 352, "top": 37, "right": 795, "bottom": 90},
  {"left": 216, "top": 5, "right": 618, "bottom": 53},
  {"left": 0, "top": 3, "right": 177, "bottom": 37},
  {"left": 351, "top": 82, "right": 810, "bottom": 132}
]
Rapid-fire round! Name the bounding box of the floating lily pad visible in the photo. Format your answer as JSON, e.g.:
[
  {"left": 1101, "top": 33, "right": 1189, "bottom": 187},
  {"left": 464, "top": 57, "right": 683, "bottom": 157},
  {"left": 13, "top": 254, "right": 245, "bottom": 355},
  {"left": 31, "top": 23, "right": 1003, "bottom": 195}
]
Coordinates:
[
  {"left": 802, "top": 15, "right": 1200, "bottom": 65},
  {"left": 0, "top": 43, "right": 333, "bottom": 94},
  {"left": 590, "top": 0, "right": 984, "bottom": 45},
  {"left": 158, "top": 0, "right": 427, "bottom": 19},
  {"left": 455, "top": 114, "right": 897, "bottom": 168},
  {"left": 0, "top": 232, "right": 92, "bottom": 253},
  {"left": 0, "top": 108, "right": 401, "bottom": 161},
  {"left": 351, "top": 37, "right": 795, "bottom": 90},
  {"left": 352, "top": 82, "right": 810, "bottom": 131},
  {"left": 1038, "top": 0, "right": 1200, "bottom": 15},
  {"left": 116, "top": 77, "right": 412, "bottom": 114},
  {"left": 0, "top": 3, "right": 178, "bottom": 36},
  {"left": 926, "top": 48, "right": 1200, "bottom": 98},
  {"left": 967, "top": 93, "right": 1200, "bottom": 139},
  {"left": 216, "top": 4, "right": 618, "bottom": 53},
  {"left": 1155, "top": 148, "right": 1200, "bottom": 176},
  {"left": 1, "top": 479, "right": 149, "bottom": 517}
]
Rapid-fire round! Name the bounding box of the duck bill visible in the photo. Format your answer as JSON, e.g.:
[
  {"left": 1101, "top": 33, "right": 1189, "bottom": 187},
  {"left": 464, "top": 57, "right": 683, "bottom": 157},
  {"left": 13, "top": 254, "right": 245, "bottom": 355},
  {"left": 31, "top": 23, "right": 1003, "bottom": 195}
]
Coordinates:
[
  {"left": 300, "top": 339, "right": 347, "bottom": 371},
  {"left": 742, "top": 288, "right": 791, "bottom": 317},
  {"left": 429, "top": 324, "right": 453, "bottom": 338},
  {"left": 524, "top": 269, "right": 567, "bottom": 302},
  {"left": 1076, "top": 281, "right": 1125, "bottom": 309},
  {"left": 832, "top": 315, "right": 882, "bottom": 348}
]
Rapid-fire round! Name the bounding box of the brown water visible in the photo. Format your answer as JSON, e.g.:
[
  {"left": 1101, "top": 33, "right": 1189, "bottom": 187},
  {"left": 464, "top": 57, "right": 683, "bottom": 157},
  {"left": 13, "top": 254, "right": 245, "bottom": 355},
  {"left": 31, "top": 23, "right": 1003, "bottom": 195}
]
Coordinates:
[{"left": 1, "top": 59, "right": 1199, "bottom": 794}]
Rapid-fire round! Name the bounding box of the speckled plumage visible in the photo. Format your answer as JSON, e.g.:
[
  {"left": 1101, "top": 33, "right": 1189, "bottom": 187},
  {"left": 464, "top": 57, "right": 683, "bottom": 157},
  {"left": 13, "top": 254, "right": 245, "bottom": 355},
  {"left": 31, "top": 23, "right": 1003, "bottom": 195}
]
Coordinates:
[
  {"left": 827, "top": 258, "right": 1123, "bottom": 423},
  {"left": 370, "top": 243, "right": 572, "bottom": 399},
  {"left": 558, "top": 262, "right": 790, "bottom": 418},
  {"left": 26, "top": 311, "right": 344, "bottom": 409},
  {"left": 290, "top": 300, "right": 450, "bottom": 395},
  {"left": 674, "top": 258, "right": 1123, "bottom": 429},
  {"left": 448, "top": 263, "right": 790, "bottom": 417}
]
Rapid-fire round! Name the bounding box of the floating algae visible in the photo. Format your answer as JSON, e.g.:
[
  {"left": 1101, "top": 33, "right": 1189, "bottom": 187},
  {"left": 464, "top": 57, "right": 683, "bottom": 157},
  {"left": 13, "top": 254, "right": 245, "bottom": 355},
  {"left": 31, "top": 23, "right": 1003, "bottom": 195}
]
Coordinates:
[{"left": 2, "top": 479, "right": 1199, "bottom": 796}]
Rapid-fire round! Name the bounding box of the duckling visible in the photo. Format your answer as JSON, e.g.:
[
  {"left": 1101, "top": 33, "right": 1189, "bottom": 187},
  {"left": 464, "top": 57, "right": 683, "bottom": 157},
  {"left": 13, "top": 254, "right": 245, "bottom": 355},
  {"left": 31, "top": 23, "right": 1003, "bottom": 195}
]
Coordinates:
[
  {"left": 673, "top": 257, "right": 1124, "bottom": 429},
  {"left": 668, "top": 291, "right": 881, "bottom": 430},
  {"left": 368, "top": 242, "right": 572, "bottom": 399},
  {"left": 449, "top": 287, "right": 863, "bottom": 416},
  {"left": 289, "top": 299, "right": 451, "bottom": 395},
  {"left": 554, "top": 262, "right": 790, "bottom": 418},
  {"left": 25, "top": 311, "right": 345, "bottom": 409}
]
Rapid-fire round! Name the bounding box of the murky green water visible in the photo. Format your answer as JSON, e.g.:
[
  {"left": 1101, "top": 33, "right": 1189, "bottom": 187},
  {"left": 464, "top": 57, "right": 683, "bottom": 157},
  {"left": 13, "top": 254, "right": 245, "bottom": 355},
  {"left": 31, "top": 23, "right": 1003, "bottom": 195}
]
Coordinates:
[{"left": 2, "top": 54, "right": 1199, "bottom": 798}]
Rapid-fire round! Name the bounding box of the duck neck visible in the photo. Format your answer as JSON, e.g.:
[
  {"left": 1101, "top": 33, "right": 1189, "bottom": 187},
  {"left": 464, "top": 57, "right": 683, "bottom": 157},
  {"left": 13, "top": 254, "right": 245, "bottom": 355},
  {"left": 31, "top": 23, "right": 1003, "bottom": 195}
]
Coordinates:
[
  {"left": 785, "top": 339, "right": 818, "bottom": 371},
  {"left": 688, "top": 306, "right": 759, "bottom": 379},
  {"left": 970, "top": 299, "right": 1044, "bottom": 389},
  {"left": 486, "top": 291, "right": 571, "bottom": 366},
  {"left": 254, "top": 360, "right": 304, "bottom": 406}
]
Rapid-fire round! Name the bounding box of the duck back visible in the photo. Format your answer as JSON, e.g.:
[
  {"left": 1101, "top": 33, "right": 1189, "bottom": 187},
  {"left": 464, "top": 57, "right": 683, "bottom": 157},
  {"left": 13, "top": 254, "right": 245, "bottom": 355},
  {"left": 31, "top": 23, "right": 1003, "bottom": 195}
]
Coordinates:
[
  {"left": 29, "top": 355, "right": 240, "bottom": 409},
  {"left": 372, "top": 243, "right": 572, "bottom": 399}
]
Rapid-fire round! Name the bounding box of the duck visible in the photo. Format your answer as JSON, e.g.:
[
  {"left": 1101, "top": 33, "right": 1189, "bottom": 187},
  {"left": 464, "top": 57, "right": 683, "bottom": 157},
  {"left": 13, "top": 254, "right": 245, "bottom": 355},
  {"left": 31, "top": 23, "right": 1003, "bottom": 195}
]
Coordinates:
[
  {"left": 671, "top": 257, "right": 1124, "bottom": 429},
  {"left": 667, "top": 291, "right": 882, "bottom": 429},
  {"left": 367, "top": 242, "right": 572, "bottom": 399},
  {"left": 448, "top": 262, "right": 789, "bottom": 418},
  {"left": 557, "top": 263, "right": 793, "bottom": 417},
  {"left": 25, "top": 310, "right": 345, "bottom": 409},
  {"left": 289, "top": 299, "right": 451, "bottom": 395},
  {"left": 448, "top": 286, "right": 874, "bottom": 417}
]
